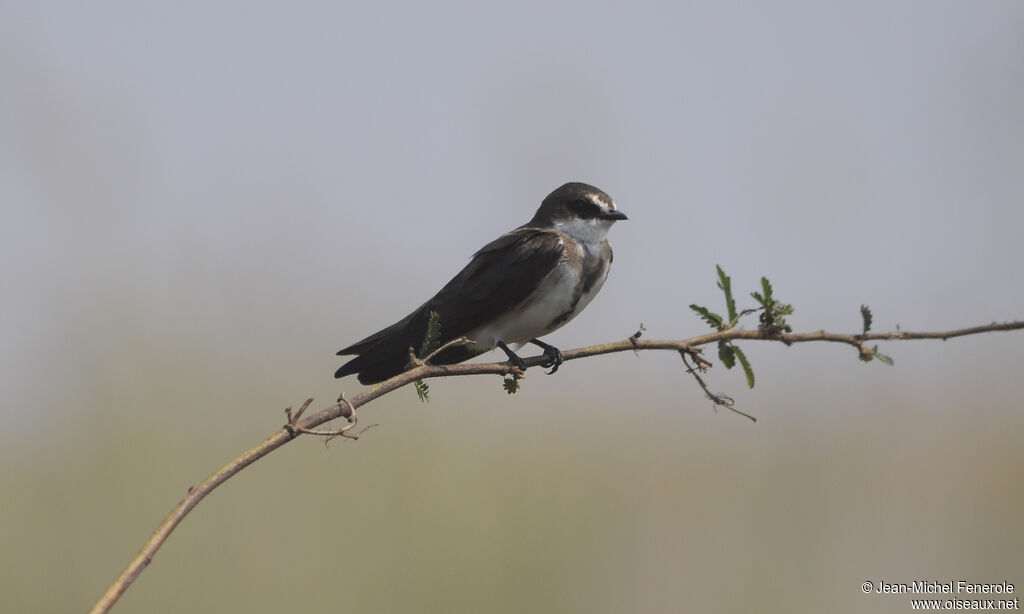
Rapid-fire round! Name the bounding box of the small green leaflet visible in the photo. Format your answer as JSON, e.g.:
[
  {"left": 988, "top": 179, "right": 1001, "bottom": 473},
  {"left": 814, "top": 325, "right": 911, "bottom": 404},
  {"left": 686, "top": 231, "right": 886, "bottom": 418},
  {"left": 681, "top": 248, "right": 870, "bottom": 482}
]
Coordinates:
[
  {"left": 716, "top": 265, "right": 737, "bottom": 323},
  {"left": 860, "top": 304, "right": 873, "bottom": 336},
  {"left": 414, "top": 311, "right": 442, "bottom": 403},
  {"left": 733, "top": 345, "right": 755, "bottom": 388},
  {"left": 690, "top": 304, "right": 724, "bottom": 330}
]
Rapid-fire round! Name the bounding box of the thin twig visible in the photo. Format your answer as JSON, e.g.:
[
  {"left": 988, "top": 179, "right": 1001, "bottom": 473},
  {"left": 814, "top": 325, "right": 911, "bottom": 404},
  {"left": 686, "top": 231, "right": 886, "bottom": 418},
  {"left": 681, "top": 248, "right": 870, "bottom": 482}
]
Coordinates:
[
  {"left": 407, "top": 336, "right": 473, "bottom": 370},
  {"left": 423, "top": 336, "right": 471, "bottom": 363},
  {"left": 283, "top": 398, "right": 315, "bottom": 436},
  {"left": 680, "top": 349, "right": 756, "bottom": 422}
]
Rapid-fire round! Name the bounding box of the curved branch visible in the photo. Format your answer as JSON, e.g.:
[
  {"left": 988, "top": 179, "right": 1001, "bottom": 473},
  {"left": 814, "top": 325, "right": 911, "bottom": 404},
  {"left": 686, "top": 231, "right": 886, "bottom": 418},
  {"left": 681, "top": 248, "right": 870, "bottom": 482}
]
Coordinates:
[{"left": 88, "top": 319, "right": 1023, "bottom": 614}]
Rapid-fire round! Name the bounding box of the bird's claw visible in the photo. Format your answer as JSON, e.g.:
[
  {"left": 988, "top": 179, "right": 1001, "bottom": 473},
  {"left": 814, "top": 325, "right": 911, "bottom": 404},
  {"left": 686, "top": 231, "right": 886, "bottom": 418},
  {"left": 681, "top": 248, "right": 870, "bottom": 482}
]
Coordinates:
[
  {"left": 497, "top": 340, "right": 528, "bottom": 372},
  {"left": 509, "top": 353, "right": 528, "bottom": 371},
  {"left": 541, "top": 346, "right": 563, "bottom": 375}
]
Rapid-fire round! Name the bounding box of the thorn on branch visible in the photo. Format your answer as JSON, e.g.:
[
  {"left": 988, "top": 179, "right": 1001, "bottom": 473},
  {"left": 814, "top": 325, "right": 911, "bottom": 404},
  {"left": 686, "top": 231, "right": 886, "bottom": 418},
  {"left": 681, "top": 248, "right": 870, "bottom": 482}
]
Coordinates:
[{"left": 629, "top": 323, "right": 646, "bottom": 354}]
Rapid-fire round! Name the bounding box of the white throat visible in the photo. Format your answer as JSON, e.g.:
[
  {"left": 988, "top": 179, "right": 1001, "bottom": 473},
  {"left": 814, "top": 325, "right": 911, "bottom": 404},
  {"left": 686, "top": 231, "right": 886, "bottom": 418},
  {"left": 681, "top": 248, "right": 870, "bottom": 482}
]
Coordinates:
[{"left": 552, "top": 217, "right": 614, "bottom": 245}]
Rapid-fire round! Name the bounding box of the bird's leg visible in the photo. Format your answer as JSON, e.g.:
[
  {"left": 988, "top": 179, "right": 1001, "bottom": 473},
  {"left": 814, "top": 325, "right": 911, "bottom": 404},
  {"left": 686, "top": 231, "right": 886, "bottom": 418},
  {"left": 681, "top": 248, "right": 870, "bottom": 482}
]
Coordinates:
[
  {"left": 529, "top": 338, "right": 563, "bottom": 375},
  {"left": 496, "top": 341, "right": 528, "bottom": 371}
]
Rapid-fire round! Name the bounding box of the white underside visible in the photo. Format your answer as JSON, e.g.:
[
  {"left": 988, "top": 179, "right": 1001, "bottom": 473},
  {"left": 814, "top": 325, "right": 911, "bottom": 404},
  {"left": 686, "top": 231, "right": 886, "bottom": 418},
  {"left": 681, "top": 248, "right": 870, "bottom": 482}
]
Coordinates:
[{"left": 465, "top": 239, "right": 609, "bottom": 351}]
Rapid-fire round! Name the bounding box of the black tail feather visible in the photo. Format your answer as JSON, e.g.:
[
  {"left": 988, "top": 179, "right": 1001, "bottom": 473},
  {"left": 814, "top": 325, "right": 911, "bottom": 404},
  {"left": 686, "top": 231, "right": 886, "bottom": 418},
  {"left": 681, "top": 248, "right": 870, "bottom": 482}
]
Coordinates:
[
  {"left": 334, "top": 334, "right": 486, "bottom": 385},
  {"left": 334, "top": 343, "right": 416, "bottom": 385}
]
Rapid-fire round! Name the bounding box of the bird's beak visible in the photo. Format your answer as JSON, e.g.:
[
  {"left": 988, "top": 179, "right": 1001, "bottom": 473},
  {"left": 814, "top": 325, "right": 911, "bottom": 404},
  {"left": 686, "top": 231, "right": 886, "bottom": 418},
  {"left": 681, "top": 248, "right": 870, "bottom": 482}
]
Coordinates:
[{"left": 600, "top": 210, "right": 628, "bottom": 221}]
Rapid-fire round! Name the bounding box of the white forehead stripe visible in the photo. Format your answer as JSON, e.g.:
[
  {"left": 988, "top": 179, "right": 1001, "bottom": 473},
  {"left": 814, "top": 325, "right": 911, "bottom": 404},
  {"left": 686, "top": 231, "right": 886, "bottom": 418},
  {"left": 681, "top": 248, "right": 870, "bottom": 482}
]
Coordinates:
[{"left": 587, "top": 192, "right": 615, "bottom": 211}]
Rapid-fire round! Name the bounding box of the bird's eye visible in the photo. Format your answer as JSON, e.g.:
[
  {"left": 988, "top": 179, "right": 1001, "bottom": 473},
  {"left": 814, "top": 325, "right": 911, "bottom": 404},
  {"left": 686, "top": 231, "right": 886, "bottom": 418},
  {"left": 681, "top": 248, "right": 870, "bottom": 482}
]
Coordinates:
[{"left": 569, "top": 199, "right": 598, "bottom": 218}]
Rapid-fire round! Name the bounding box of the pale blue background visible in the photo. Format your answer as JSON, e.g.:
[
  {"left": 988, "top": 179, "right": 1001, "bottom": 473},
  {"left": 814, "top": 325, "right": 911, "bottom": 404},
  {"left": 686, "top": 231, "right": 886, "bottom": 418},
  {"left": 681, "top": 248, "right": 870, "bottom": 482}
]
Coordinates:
[{"left": 2, "top": 2, "right": 1022, "bottom": 612}]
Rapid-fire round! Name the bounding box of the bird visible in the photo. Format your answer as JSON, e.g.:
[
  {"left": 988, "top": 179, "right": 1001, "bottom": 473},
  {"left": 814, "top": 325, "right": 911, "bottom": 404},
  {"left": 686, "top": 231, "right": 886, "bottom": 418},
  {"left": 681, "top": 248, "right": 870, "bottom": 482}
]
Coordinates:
[{"left": 335, "top": 182, "right": 627, "bottom": 384}]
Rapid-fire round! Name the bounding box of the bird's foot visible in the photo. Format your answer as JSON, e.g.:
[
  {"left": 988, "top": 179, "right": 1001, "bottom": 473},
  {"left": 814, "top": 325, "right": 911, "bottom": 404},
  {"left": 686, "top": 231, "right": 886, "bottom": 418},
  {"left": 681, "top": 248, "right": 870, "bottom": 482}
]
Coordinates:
[
  {"left": 529, "top": 339, "right": 563, "bottom": 375},
  {"left": 497, "top": 341, "right": 528, "bottom": 372}
]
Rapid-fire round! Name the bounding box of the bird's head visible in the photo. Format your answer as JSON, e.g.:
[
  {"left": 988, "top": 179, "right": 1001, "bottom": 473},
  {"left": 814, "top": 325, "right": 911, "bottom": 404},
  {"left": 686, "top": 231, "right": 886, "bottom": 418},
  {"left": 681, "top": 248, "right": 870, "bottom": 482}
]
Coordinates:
[{"left": 529, "top": 182, "right": 628, "bottom": 242}]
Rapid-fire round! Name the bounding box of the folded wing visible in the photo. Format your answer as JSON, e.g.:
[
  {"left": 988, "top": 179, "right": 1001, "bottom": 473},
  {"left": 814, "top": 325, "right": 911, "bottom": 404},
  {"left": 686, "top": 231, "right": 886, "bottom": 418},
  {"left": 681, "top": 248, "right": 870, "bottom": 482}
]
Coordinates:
[{"left": 335, "top": 228, "right": 567, "bottom": 384}]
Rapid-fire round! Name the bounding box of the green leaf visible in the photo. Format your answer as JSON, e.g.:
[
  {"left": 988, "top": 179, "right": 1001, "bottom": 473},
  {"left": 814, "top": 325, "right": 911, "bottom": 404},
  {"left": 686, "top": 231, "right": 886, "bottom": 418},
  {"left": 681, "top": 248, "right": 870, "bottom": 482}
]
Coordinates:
[
  {"left": 872, "top": 346, "right": 894, "bottom": 366},
  {"left": 860, "top": 304, "right": 873, "bottom": 336},
  {"left": 413, "top": 311, "right": 442, "bottom": 402},
  {"left": 690, "top": 304, "right": 724, "bottom": 330},
  {"left": 414, "top": 380, "right": 430, "bottom": 402},
  {"left": 502, "top": 376, "right": 520, "bottom": 394},
  {"left": 752, "top": 276, "right": 793, "bottom": 335},
  {"left": 760, "top": 277, "right": 774, "bottom": 304},
  {"left": 716, "top": 265, "right": 737, "bottom": 322},
  {"left": 419, "top": 310, "right": 441, "bottom": 358},
  {"left": 733, "top": 345, "right": 755, "bottom": 388},
  {"left": 718, "top": 341, "right": 736, "bottom": 368}
]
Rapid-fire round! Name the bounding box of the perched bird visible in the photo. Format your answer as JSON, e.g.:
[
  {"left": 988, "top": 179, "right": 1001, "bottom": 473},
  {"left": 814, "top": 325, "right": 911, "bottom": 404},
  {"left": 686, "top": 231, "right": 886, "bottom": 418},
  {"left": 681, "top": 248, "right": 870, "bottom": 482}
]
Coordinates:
[{"left": 335, "top": 182, "right": 627, "bottom": 384}]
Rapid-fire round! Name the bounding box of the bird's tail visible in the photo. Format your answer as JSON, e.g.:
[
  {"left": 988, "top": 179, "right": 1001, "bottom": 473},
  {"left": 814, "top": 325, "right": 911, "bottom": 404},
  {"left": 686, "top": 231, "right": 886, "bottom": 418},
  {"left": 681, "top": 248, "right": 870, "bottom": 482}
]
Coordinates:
[
  {"left": 335, "top": 324, "right": 485, "bottom": 385},
  {"left": 334, "top": 349, "right": 413, "bottom": 385}
]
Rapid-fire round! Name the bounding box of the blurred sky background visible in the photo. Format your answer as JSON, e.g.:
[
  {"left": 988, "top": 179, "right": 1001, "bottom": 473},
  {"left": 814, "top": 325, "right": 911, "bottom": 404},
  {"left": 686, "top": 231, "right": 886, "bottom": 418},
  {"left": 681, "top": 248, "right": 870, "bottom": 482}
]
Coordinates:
[{"left": 2, "top": 2, "right": 1023, "bottom": 613}]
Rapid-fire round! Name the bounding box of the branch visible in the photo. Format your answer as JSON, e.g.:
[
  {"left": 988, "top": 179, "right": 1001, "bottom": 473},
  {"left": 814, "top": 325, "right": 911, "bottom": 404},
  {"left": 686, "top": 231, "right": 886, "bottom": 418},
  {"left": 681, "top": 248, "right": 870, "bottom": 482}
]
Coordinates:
[{"left": 88, "top": 319, "right": 1023, "bottom": 614}]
